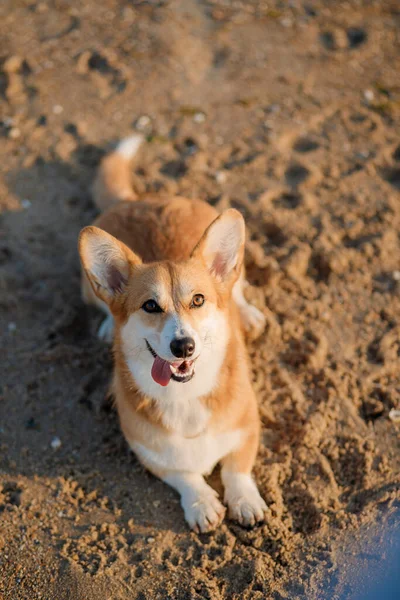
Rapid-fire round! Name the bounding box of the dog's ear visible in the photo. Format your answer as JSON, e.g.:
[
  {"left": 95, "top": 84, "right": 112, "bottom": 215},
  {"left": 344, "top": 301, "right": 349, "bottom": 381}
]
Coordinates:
[
  {"left": 79, "top": 226, "right": 141, "bottom": 304},
  {"left": 191, "top": 209, "right": 245, "bottom": 283}
]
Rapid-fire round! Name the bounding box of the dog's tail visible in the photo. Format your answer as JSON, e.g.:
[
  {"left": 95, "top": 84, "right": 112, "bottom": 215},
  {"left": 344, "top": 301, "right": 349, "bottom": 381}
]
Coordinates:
[{"left": 92, "top": 134, "right": 143, "bottom": 212}]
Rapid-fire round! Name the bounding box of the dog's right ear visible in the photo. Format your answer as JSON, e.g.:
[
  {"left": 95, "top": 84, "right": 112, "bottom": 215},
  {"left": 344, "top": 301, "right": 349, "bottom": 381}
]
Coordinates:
[
  {"left": 79, "top": 226, "right": 141, "bottom": 304},
  {"left": 191, "top": 209, "right": 245, "bottom": 285}
]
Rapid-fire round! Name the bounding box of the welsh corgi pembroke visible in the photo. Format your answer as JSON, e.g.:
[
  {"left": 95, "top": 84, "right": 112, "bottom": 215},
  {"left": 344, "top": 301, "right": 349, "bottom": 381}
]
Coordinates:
[{"left": 79, "top": 135, "right": 267, "bottom": 532}]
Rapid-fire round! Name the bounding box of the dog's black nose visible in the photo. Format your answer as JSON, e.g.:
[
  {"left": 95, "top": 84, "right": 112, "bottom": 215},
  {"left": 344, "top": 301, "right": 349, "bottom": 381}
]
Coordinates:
[{"left": 170, "top": 337, "right": 195, "bottom": 359}]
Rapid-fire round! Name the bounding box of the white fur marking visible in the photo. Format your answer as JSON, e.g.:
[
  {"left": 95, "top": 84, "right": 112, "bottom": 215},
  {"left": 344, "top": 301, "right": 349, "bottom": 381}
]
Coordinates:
[{"left": 158, "top": 314, "right": 200, "bottom": 359}]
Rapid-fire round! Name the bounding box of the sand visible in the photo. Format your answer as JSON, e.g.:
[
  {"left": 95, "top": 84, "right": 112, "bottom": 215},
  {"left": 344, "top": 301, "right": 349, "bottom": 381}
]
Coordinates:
[{"left": 0, "top": 0, "right": 399, "bottom": 598}]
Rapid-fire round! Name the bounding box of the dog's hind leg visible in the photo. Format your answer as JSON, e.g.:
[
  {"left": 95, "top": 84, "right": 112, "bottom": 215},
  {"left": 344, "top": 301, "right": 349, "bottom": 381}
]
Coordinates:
[{"left": 233, "top": 271, "right": 266, "bottom": 338}]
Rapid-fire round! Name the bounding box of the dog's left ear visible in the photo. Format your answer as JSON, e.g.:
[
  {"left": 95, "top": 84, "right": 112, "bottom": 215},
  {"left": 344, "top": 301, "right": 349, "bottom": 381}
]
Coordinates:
[
  {"left": 191, "top": 209, "right": 245, "bottom": 283},
  {"left": 79, "top": 226, "right": 142, "bottom": 305}
]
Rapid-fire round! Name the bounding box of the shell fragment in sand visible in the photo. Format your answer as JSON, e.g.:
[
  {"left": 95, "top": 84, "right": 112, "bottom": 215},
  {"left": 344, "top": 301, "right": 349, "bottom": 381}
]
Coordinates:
[{"left": 388, "top": 409, "right": 400, "bottom": 423}]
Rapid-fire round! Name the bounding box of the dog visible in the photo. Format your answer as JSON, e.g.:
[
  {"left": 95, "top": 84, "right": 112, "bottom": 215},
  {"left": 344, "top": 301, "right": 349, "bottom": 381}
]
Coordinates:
[{"left": 78, "top": 135, "right": 267, "bottom": 532}]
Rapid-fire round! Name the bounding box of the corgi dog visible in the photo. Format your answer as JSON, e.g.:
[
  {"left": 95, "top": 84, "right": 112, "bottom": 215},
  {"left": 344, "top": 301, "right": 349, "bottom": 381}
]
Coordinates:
[{"left": 78, "top": 135, "right": 267, "bottom": 532}]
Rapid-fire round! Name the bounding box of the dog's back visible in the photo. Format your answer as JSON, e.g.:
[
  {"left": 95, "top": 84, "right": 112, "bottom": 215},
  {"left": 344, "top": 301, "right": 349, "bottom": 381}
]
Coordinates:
[{"left": 92, "top": 135, "right": 218, "bottom": 263}]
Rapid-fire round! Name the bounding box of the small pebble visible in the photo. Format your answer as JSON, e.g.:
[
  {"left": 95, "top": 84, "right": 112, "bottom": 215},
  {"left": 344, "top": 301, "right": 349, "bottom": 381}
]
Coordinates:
[
  {"left": 9, "top": 128, "right": 21, "bottom": 139},
  {"left": 388, "top": 409, "right": 400, "bottom": 423},
  {"left": 147, "top": 536, "right": 155, "bottom": 543},
  {"left": 264, "top": 120, "right": 274, "bottom": 130},
  {"left": 392, "top": 271, "right": 400, "bottom": 281},
  {"left": 50, "top": 436, "right": 62, "bottom": 450},
  {"left": 135, "top": 115, "right": 151, "bottom": 130},
  {"left": 193, "top": 111, "right": 206, "bottom": 124},
  {"left": 280, "top": 17, "right": 293, "bottom": 28},
  {"left": 21, "top": 199, "right": 31, "bottom": 209},
  {"left": 267, "top": 103, "right": 280, "bottom": 113},
  {"left": 215, "top": 170, "right": 227, "bottom": 184},
  {"left": 363, "top": 89, "right": 374, "bottom": 103},
  {"left": 52, "top": 105, "right": 64, "bottom": 115},
  {"left": 8, "top": 322, "right": 17, "bottom": 332}
]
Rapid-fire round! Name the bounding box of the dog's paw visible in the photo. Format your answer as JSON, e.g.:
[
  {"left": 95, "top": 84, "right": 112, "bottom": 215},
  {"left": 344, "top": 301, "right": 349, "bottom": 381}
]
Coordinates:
[
  {"left": 97, "top": 314, "right": 114, "bottom": 343},
  {"left": 182, "top": 487, "right": 226, "bottom": 533},
  {"left": 239, "top": 303, "right": 266, "bottom": 339},
  {"left": 223, "top": 473, "right": 267, "bottom": 527},
  {"left": 226, "top": 492, "right": 267, "bottom": 527}
]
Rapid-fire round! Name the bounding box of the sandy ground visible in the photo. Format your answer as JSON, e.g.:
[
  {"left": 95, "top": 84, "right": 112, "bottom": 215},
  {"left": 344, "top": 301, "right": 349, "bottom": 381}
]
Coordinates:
[{"left": 1, "top": 1, "right": 400, "bottom": 598}]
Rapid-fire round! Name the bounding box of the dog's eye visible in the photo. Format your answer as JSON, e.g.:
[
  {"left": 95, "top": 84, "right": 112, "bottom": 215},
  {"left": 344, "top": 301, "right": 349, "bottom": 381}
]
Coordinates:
[
  {"left": 142, "top": 299, "right": 162, "bottom": 313},
  {"left": 191, "top": 294, "right": 205, "bottom": 308}
]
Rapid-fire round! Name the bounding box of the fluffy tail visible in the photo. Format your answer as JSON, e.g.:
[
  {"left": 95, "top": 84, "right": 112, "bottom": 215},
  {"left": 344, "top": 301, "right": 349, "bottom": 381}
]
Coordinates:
[{"left": 91, "top": 135, "right": 143, "bottom": 212}]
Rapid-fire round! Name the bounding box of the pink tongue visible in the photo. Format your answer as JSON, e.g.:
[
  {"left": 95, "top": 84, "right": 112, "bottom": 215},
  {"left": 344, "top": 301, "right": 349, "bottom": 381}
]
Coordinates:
[{"left": 151, "top": 356, "right": 172, "bottom": 386}]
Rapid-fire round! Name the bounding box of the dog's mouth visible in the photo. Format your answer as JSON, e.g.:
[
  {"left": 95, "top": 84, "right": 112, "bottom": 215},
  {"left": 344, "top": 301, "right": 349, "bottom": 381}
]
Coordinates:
[{"left": 145, "top": 341, "right": 195, "bottom": 386}]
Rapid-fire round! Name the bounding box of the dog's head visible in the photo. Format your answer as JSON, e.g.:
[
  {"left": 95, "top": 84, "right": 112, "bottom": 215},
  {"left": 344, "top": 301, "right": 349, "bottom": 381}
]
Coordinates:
[{"left": 79, "top": 209, "right": 245, "bottom": 400}]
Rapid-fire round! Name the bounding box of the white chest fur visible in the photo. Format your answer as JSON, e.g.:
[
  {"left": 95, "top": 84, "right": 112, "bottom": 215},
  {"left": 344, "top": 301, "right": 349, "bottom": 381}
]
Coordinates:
[
  {"left": 130, "top": 395, "right": 243, "bottom": 476},
  {"left": 132, "top": 426, "right": 243, "bottom": 476},
  {"left": 156, "top": 394, "right": 211, "bottom": 437}
]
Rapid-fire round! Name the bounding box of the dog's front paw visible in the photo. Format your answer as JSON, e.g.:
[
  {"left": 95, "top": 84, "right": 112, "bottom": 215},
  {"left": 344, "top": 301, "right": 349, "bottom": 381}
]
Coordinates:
[
  {"left": 226, "top": 492, "right": 267, "bottom": 527},
  {"left": 223, "top": 473, "right": 267, "bottom": 527},
  {"left": 239, "top": 304, "right": 266, "bottom": 339},
  {"left": 182, "top": 488, "right": 226, "bottom": 533}
]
